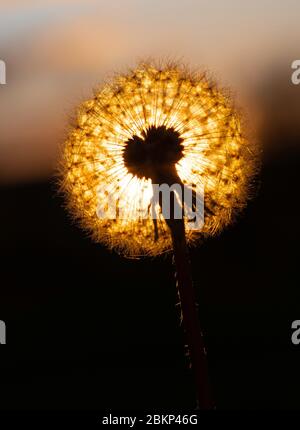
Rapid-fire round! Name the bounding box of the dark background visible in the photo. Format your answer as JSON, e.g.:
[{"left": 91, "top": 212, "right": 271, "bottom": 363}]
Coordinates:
[{"left": 1, "top": 146, "right": 300, "bottom": 410}]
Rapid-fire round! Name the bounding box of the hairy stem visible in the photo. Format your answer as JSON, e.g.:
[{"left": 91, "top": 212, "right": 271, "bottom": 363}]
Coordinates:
[
  {"left": 151, "top": 158, "right": 214, "bottom": 408},
  {"left": 167, "top": 216, "right": 214, "bottom": 409}
]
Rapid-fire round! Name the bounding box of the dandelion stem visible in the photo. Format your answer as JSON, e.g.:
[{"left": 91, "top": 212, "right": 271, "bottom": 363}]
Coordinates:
[
  {"left": 151, "top": 161, "right": 214, "bottom": 409},
  {"left": 167, "top": 216, "right": 214, "bottom": 410}
]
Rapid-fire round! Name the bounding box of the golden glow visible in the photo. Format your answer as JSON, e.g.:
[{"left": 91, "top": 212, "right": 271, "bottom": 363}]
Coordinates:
[{"left": 60, "top": 62, "right": 257, "bottom": 256}]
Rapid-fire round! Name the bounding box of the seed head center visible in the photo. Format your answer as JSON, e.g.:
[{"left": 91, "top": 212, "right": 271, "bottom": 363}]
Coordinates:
[{"left": 123, "top": 125, "right": 184, "bottom": 181}]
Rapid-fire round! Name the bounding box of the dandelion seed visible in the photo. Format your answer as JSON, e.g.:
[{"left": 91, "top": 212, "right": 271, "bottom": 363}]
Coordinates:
[{"left": 60, "top": 62, "right": 257, "bottom": 257}]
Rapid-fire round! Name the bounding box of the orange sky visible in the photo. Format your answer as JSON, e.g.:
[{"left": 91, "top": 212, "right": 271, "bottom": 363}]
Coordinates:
[{"left": 0, "top": 0, "right": 299, "bottom": 182}]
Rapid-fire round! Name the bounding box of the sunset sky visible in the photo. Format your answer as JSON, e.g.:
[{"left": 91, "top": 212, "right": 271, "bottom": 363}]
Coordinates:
[{"left": 0, "top": 0, "right": 299, "bottom": 182}]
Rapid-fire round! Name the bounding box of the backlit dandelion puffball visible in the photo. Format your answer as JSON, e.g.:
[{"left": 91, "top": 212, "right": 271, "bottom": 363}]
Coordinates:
[{"left": 61, "top": 62, "right": 257, "bottom": 257}]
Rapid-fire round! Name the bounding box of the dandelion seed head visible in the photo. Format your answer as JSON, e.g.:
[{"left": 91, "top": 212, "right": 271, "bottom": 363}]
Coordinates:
[{"left": 60, "top": 62, "right": 258, "bottom": 256}]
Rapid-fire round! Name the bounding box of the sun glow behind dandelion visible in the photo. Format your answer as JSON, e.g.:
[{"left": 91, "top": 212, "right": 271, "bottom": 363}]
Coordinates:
[{"left": 60, "top": 62, "right": 257, "bottom": 256}]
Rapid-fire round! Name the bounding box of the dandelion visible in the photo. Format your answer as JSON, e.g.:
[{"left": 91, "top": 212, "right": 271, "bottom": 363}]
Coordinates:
[{"left": 60, "top": 61, "right": 258, "bottom": 409}]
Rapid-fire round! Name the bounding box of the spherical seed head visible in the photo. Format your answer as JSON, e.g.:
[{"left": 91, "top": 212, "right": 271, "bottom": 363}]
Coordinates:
[{"left": 60, "top": 62, "right": 258, "bottom": 257}]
